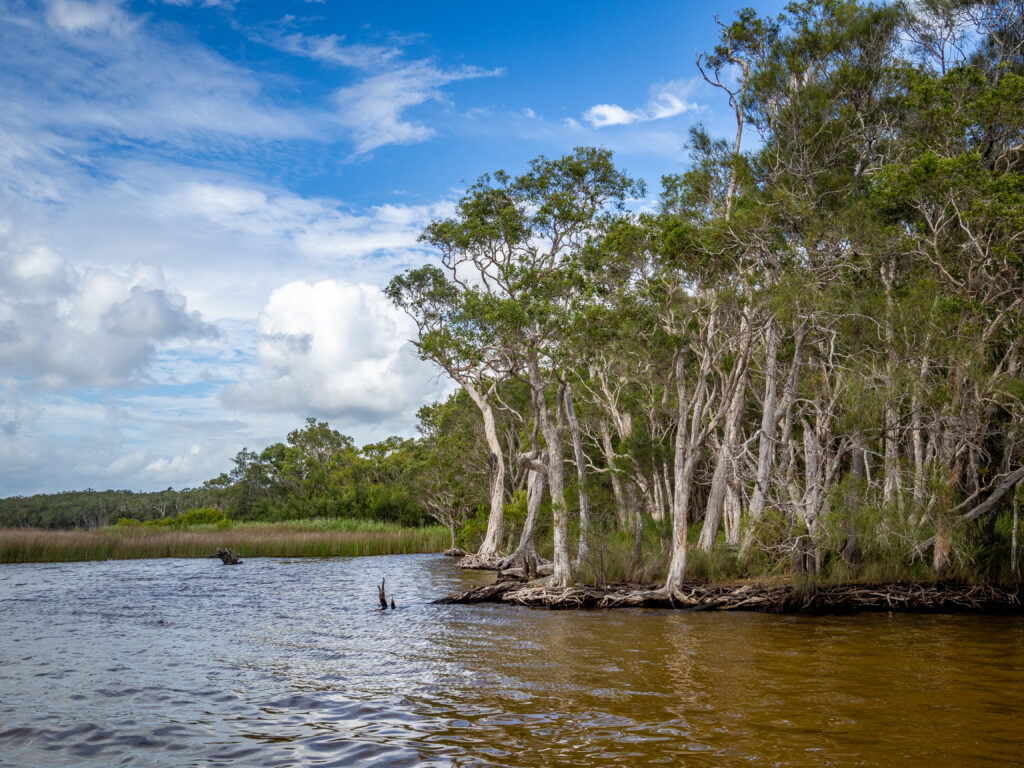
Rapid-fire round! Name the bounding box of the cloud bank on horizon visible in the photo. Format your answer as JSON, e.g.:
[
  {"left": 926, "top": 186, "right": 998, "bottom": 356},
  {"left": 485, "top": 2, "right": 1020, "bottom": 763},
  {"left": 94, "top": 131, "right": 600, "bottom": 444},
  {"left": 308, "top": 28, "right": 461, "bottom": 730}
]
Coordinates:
[{"left": 0, "top": 0, "right": 766, "bottom": 496}]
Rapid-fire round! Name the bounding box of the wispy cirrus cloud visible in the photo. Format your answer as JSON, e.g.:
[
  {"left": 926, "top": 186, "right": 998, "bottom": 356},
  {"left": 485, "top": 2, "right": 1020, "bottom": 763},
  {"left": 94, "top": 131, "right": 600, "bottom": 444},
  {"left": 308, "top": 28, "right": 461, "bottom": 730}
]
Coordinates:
[
  {"left": 580, "top": 78, "right": 700, "bottom": 128},
  {"left": 332, "top": 60, "right": 501, "bottom": 155},
  {"left": 274, "top": 30, "right": 403, "bottom": 69},
  {"left": 261, "top": 25, "right": 502, "bottom": 156},
  {"left": 45, "top": 0, "right": 136, "bottom": 36}
]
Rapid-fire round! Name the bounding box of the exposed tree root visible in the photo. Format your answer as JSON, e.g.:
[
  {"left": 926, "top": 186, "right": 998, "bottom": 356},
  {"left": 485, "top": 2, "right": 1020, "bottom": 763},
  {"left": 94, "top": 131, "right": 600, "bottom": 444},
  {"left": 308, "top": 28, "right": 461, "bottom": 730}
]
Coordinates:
[
  {"left": 456, "top": 550, "right": 554, "bottom": 575},
  {"left": 455, "top": 552, "right": 505, "bottom": 570},
  {"left": 441, "top": 548, "right": 467, "bottom": 557},
  {"left": 436, "top": 576, "right": 1024, "bottom": 614}
]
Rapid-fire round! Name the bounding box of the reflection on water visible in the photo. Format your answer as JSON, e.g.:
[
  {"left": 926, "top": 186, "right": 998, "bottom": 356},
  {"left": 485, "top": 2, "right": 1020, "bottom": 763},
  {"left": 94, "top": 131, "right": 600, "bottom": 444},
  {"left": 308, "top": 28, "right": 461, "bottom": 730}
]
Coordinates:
[{"left": 1, "top": 555, "right": 1022, "bottom": 767}]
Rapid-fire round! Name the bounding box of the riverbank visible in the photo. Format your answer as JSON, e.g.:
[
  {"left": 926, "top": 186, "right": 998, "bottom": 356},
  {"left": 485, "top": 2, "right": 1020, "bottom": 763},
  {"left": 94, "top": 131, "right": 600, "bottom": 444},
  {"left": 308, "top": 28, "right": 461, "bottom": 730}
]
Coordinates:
[
  {"left": 0, "top": 521, "right": 449, "bottom": 563},
  {"left": 439, "top": 575, "right": 1024, "bottom": 614}
]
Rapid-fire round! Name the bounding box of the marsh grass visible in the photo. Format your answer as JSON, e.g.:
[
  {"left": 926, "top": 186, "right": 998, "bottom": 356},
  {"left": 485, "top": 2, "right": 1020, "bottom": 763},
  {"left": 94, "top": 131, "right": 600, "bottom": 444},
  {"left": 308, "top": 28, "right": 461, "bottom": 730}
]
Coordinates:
[
  {"left": 576, "top": 526, "right": 671, "bottom": 586},
  {"left": 0, "top": 520, "right": 449, "bottom": 563}
]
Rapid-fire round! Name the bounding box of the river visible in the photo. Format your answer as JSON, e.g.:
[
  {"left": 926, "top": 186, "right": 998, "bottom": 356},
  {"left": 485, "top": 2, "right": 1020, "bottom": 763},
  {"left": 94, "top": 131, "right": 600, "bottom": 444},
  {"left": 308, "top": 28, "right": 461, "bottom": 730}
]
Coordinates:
[{"left": 0, "top": 555, "right": 1021, "bottom": 767}]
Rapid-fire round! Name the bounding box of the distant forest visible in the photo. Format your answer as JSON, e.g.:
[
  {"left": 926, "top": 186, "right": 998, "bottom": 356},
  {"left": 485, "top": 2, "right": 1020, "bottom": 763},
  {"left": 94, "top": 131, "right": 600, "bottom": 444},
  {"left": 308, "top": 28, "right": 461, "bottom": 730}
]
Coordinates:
[{"left": 0, "top": 400, "right": 491, "bottom": 544}]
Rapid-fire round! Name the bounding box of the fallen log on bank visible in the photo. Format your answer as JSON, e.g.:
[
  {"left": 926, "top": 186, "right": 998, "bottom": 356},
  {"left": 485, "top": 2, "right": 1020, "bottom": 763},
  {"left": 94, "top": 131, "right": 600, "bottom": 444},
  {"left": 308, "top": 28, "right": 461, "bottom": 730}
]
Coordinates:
[{"left": 436, "top": 577, "right": 1024, "bottom": 614}]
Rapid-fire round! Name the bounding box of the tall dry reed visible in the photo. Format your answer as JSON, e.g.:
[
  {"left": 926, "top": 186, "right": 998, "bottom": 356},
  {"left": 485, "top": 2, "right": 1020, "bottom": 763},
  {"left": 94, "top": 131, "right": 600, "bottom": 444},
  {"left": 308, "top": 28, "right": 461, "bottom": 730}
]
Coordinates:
[{"left": 0, "top": 525, "right": 449, "bottom": 563}]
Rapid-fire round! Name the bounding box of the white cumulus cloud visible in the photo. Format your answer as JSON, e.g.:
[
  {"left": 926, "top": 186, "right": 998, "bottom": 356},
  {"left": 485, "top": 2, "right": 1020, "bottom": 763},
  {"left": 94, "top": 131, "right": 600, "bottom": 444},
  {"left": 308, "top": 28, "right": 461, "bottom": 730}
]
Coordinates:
[
  {"left": 224, "top": 279, "right": 449, "bottom": 424},
  {"left": 0, "top": 231, "right": 216, "bottom": 389}
]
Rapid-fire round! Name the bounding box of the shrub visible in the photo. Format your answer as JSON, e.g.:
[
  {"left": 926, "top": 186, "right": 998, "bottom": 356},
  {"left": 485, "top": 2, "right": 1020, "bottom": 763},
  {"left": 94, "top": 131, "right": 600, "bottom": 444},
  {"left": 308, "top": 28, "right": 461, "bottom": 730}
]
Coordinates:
[{"left": 177, "top": 507, "right": 230, "bottom": 527}]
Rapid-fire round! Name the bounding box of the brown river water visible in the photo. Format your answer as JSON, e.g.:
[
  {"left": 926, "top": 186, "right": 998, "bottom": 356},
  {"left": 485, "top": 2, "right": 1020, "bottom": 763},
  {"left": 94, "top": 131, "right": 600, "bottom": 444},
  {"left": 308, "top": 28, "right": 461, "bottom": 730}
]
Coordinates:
[{"left": 0, "top": 554, "right": 1022, "bottom": 767}]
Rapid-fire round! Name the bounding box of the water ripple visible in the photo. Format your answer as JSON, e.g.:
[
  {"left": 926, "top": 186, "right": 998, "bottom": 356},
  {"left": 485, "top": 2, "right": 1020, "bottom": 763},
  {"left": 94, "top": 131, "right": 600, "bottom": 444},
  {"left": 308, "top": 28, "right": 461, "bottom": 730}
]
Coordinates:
[{"left": 1, "top": 555, "right": 1022, "bottom": 767}]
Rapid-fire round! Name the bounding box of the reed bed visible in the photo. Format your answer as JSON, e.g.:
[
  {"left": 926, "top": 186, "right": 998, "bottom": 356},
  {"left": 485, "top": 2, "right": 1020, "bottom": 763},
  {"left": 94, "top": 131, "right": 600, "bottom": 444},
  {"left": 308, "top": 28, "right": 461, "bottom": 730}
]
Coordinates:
[{"left": 0, "top": 524, "right": 450, "bottom": 563}]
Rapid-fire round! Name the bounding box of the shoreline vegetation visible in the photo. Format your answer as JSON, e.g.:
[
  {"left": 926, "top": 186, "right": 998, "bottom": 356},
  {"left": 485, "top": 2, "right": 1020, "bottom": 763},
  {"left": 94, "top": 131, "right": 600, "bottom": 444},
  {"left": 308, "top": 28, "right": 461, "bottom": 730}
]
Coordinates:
[
  {"left": 4, "top": 2, "right": 1024, "bottom": 606},
  {"left": 0, "top": 520, "right": 449, "bottom": 564}
]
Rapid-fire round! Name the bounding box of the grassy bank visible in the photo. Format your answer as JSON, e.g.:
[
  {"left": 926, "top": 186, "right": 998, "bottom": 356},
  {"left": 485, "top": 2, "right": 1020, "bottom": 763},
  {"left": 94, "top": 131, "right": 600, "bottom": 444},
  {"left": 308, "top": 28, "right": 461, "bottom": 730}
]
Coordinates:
[{"left": 0, "top": 519, "right": 450, "bottom": 563}]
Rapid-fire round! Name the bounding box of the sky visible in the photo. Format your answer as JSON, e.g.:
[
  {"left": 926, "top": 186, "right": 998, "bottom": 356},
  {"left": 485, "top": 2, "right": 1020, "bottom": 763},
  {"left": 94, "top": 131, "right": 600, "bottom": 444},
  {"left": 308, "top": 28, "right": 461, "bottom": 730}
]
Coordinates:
[{"left": 0, "top": 0, "right": 788, "bottom": 497}]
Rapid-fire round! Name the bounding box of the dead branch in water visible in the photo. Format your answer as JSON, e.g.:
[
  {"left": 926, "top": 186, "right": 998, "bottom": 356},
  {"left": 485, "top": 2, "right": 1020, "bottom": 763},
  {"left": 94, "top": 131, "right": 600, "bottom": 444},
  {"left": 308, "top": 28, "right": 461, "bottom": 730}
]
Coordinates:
[{"left": 214, "top": 548, "right": 241, "bottom": 565}]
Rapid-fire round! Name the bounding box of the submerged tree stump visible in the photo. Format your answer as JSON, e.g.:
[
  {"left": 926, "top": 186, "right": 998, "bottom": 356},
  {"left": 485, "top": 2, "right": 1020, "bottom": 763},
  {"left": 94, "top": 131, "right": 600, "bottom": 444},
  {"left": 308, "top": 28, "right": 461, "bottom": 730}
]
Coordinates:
[
  {"left": 378, "top": 577, "right": 388, "bottom": 610},
  {"left": 214, "top": 548, "right": 241, "bottom": 565}
]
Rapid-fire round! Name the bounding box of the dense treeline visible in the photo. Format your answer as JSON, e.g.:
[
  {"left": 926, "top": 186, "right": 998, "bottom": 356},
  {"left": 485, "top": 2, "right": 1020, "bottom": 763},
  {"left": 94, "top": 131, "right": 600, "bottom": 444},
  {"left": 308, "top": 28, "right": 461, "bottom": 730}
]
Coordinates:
[
  {"left": 0, "top": 406, "right": 490, "bottom": 541},
  {"left": 387, "top": 0, "right": 1024, "bottom": 591},
  {"left": 0, "top": 488, "right": 215, "bottom": 530}
]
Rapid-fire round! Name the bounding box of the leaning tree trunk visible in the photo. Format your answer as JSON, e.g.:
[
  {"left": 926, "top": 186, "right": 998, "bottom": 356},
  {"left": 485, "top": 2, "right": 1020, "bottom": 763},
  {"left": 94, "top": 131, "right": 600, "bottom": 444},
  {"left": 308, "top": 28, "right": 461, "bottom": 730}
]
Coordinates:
[
  {"left": 599, "top": 421, "right": 628, "bottom": 529},
  {"left": 464, "top": 383, "right": 505, "bottom": 557},
  {"left": 516, "top": 454, "right": 547, "bottom": 557},
  {"left": 742, "top": 322, "right": 804, "bottom": 561},
  {"left": 742, "top": 319, "right": 779, "bottom": 559},
  {"left": 698, "top": 346, "right": 750, "bottom": 553}
]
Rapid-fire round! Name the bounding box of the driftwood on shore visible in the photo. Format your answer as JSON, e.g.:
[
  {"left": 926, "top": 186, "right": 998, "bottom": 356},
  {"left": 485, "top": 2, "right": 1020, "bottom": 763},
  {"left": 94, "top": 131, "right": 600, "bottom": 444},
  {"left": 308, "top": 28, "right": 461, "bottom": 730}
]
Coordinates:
[
  {"left": 213, "top": 548, "right": 241, "bottom": 565},
  {"left": 437, "top": 577, "right": 1024, "bottom": 614}
]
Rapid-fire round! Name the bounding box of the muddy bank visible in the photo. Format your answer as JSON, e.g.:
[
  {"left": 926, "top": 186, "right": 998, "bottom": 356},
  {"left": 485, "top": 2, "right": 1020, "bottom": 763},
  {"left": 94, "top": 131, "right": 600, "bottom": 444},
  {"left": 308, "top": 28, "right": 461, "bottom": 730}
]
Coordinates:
[{"left": 437, "top": 576, "right": 1024, "bottom": 614}]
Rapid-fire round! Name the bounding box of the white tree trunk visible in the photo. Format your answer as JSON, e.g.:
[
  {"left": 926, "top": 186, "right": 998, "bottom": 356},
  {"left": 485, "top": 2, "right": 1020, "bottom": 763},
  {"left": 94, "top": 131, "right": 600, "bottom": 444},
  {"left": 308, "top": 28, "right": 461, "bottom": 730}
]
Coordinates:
[
  {"left": 725, "top": 479, "right": 742, "bottom": 547},
  {"left": 882, "top": 260, "right": 902, "bottom": 510},
  {"left": 528, "top": 359, "right": 572, "bottom": 587},
  {"left": 463, "top": 383, "right": 505, "bottom": 556},
  {"left": 599, "top": 421, "right": 628, "bottom": 529},
  {"left": 742, "top": 318, "right": 779, "bottom": 559},
  {"left": 564, "top": 382, "right": 591, "bottom": 563},
  {"left": 659, "top": 463, "right": 672, "bottom": 523},
  {"left": 664, "top": 352, "right": 695, "bottom": 592},
  {"left": 698, "top": 349, "right": 749, "bottom": 553}
]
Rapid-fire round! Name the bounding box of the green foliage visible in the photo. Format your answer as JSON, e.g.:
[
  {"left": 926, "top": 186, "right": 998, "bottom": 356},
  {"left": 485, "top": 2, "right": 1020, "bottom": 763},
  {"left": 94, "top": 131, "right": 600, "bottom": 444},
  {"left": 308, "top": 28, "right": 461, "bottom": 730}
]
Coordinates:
[
  {"left": 577, "top": 520, "right": 670, "bottom": 586},
  {"left": 176, "top": 507, "right": 231, "bottom": 528},
  {"left": 456, "top": 504, "right": 491, "bottom": 551}
]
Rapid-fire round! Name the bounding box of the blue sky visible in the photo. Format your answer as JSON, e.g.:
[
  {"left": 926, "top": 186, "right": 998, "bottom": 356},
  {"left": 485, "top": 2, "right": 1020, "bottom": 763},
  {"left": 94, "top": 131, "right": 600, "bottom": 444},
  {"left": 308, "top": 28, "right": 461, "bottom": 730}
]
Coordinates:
[{"left": 0, "top": 0, "right": 787, "bottom": 496}]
